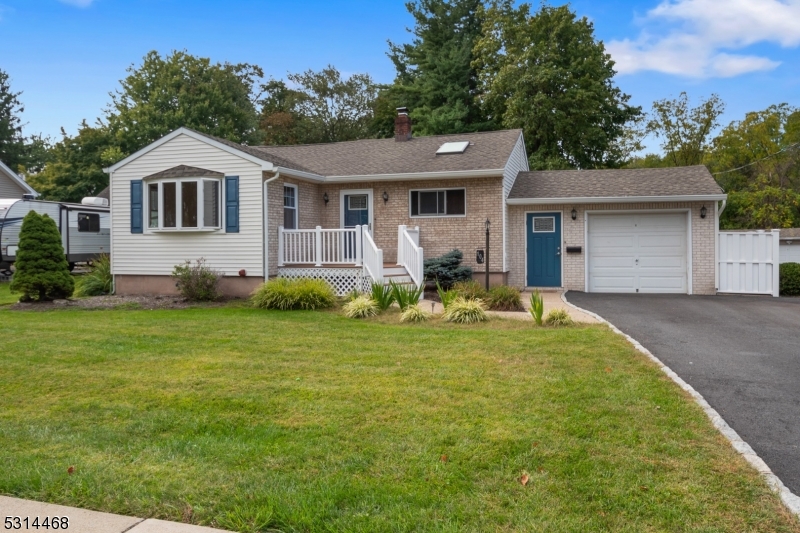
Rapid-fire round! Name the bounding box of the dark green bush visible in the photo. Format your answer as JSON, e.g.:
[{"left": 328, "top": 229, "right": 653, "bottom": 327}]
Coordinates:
[
  {"left": 75, "top": 254, "right": 112, "bottom": 297},
  {"left": 451, "top": 280, "right": 489, "bottom": 301},
  {"left": 172, "top": 258, "right": 222, "bottom": 301},
  {"left": 423, "top": 249, "right": 473, "bottom": 288},
  {"left": 487, "top": 285, "right": 523, "bottom": 311},
  {"left": 251, "top": 278, "right": 336, "bottom": 310},
  {"left": 780, "top": 262, "right": 800, "bottom": 296},
  {"left": 10, "top": 211, "right": 74, "bottom": 301}
]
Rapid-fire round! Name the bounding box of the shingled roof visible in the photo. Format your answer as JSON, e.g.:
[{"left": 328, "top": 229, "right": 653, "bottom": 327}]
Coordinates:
[
  {"left": 780, "top": 228, "right": 800, "bottom": 240},
  {"left": 191, "top": 128, "right": 523, "bottom": 177},
  {"left": 508, "top": 166, "right": 725, "bottom": 202},
  {"left": 143, "top": 165, "right": 224, "bottom": 180}
]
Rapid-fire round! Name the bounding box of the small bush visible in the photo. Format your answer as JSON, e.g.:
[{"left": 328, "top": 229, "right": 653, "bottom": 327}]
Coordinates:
[
  {"left": 423, "top": 249, "right": 473, "bottom": 288},
  {"left": 545, "top": 308, "right": 574, "bottom": 327},
  {"left": 371, "top": 282, "right": 395, "bottom": 310},
  {"left": 343, "top": 296, "right": 379, "bottom": 318},
  {"left": 10, "top": 211, "right": 74, "bottom": 301},
  {"left": 780, "top": 262, "right": 800, "bottom": 296},
  {"left": 487, "top": 285, "right": 523, "bottom": 311},
  {"left": 75, "top": 254, "right": 112, "bottom": 297},
  {"left": 390, "top": 281, "right": 424, "bottom": 311},
  {"left": 172, "top": 258, "right": 222, "bottom": 301},
  {"left": 451, "top": 280, "right": 489, "bottom": 301},
  {"left": 529, "top": 290, "right": 544, "bottom": 326},
  {"left": 400, "top": 304, "right": 431, "bottom": 323},
  {"left": 442, "top": 297, "right": 488, "bottom": 324},
  {"left": 251, "top": 278, "right": 336, "bottom": 310},
  {"left": 436, "top": 281, "right": 458, "bottom": 309}
]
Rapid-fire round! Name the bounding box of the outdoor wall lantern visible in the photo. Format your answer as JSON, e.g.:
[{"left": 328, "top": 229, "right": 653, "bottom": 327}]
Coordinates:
[
  {"left": 700, "top": 205, "right": 707, "bottom": 219},
  {"left": 323, "top": 192, "right": 329, "bottom": 205},
  {"left": 571, "top": 208, "right": 577, "bottom": 220},
  {"left": 383, "top": 191, "right": 389, "bottom": 203}
]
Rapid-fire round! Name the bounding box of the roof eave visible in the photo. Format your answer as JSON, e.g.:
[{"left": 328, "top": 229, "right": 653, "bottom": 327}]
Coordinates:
[
  {"left": 324, "top": 168, "right": 505, "bottom": 183},
  {"left": 274, "top": 166, "right": 326, "bottom": 182},
  {"left": 0, "top": 160, "right": 38, "bottom": 196},
  {"left": 506, "top": 194, "right": 728, "bottom": 205}
]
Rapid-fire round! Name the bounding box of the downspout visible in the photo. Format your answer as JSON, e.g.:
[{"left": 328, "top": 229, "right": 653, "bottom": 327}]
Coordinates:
[{"left": 262, "top": 172, "right": 281, "bottom": 281}]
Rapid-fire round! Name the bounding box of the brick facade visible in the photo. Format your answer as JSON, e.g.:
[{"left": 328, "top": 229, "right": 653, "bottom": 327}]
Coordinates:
[{"left": 507, "top": 202, "right": 717, "bottom": 294}]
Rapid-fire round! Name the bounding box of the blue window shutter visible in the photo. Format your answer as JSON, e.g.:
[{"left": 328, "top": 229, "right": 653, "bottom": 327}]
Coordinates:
[
  {"left": 130, "top": 180, "right": 143, "bottom": 234},
  {"left": 225, "top": 176, "right": 239, "bottom": 233}
]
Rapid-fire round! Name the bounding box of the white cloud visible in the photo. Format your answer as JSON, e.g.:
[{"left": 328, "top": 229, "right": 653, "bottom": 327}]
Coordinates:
[
  {"left": 607, "top": 0, "right": 800, "bottom": 78},
  {"left": 58, "top": 0, "right": 97, "bottom": 7}
]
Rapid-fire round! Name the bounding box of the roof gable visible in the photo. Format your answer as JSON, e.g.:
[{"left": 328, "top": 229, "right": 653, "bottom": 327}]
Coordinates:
[
  {"left": 143, "top": 165, "right": 224, "bottom": 180},
  {"left": 0, "top": 160, "right": 37, "bottom": 196}
]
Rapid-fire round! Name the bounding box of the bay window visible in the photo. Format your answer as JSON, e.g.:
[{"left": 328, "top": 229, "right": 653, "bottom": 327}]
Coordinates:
[{"left": 145, "top": 178, "right": 221, "bottom": 231}]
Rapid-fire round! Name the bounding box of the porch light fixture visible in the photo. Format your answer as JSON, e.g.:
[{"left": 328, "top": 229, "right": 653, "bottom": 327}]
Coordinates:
[
  {"left": 700, "top": 205, "right": 707, "bottom": 219},
  {"left": 323, "top": 192, "right": 329, "bottom": 205},
  {"left": 571, "top": 208, "right": 577, "bottom": 220},
  {"left": 383, "top": 191, "right": 389, "bottom": 203}
]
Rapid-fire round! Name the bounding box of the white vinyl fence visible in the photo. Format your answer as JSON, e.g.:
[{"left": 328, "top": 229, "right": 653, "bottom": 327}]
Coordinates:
[{"left": 718, "top": 230, "right": 780, "bottom": 297}]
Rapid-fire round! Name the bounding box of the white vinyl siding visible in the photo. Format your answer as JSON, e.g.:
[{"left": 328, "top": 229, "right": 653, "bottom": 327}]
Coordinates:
[
  {"left": 110, "top": 133, "right": 264, "bottom": 276},
  {"left": 0, "top": 173, "right": 28, "bottom": 198},
  {"left": 588, "top": 213, "right": 688, "bottom": 293},
  {"left": 502, "top": 134, "right": 528, "bottom": 271}
]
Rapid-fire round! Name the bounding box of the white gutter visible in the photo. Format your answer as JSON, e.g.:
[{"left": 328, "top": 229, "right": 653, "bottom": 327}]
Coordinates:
[
  {"left": 274, "top": 166, "right": 325, "bottom": 182},
  {"left": 263, "top": 172, "right": 281, "bottom": 280},
  {"left": 324, "top": 168, "right": 505, "bottom": 183},
  {"left": 506, "top": 194, "right": 728, "bottom": 205}
]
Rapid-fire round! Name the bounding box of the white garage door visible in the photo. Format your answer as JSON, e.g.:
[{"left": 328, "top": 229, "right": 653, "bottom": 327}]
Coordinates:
[
  {"left": 780, "top": 242, "right": 800, "bottom": 263},
  {"left": 588, "top": 213, "right": 688, "bottom": 293}
]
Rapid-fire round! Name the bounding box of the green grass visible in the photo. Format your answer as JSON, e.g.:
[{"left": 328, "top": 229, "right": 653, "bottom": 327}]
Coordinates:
[
  {"left": 0, "top": 282, "right": 18, "bottom": 305},
  {"left": 0, "top": 306, "right": 797, "bottom": 532}
]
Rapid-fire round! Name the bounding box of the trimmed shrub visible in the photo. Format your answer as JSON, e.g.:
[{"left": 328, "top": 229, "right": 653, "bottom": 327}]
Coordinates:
[
  {"left": 545, "top": 308, "right": 574, "bottom": 327},
  {"left": 436, "top": 281, "right": 458, "bottom": 309},
  {"left": 451, "top": 279, "right": 489, "bottom": 301},
  {"left": 423, "top": 249, "right": 473, "bottom": 288},
  {"left": 529, "top": 290, "right": 544, "bottom": 326},
  {"left": 487, "top": 285, "right": 523, "bottom": 311},
  {"left": 251, "top": 278, "right": 336, "bottom": 310},
  {"left": 400, "top": 304, "right": 431, "bottom": 323},
  {"left": 371, "top": 282, "right": 395, "bottom": 311},
  {"left": 75, "top": 254, "right": 112, "bottom": 297},
  {"left": 172, "top": 258, "right": 223, "bottom": 301},
  {"left": 780, "top": 262, "right": 800, "bottom": 296},
  {"left": 442, "top": 297, "right": 488, "bottom": 324},
  {"left": 390, "top": 281, "right": 424, "bottom": 311},
  {"left": 343, "top": 296, "right": 379, "bottom": 318},
  {"left": 10, "top": 211, "right": 74, "bottom": 301}
]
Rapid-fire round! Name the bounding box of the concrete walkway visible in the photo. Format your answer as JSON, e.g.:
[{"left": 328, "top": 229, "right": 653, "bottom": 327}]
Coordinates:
[
  {"left": 0, "top": 496, "right": 229, "bottom": 533},
  {"left": 420, "top": 290, "right": 598, "bottom": 323}
]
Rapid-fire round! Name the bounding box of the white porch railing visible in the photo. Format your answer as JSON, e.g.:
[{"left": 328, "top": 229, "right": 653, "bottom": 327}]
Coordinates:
[
  {"left": 278, "top": 226, "right": 362, "bottom": 267},
  {"left": 397, "top": 224, "right": 424, "bottom": 288},
  {"left": 362, "top": 225, "right": 383, "bottom": 283}
]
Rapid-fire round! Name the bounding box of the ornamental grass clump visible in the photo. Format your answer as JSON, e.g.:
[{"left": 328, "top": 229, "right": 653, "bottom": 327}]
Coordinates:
[
  {"left": 779, "top": 262, "right": 800, "bottom": 296},
  {"left": 371, "top": 282, "right": 395, "bottom": 310},
  {"left": 487, "top": 285, "right": 523, "bottom": 311},
  {"left": 10, "top": 211, "right": 74, "bottom": 301},
  {"left": 400, "top": 303, "right": 431, "bottom": 323},
  {"left": 451, "top": 279, "right": 489, "bottom": 301},
  {"left": 172, "top": 258, "right": 223, "bottom": 301},
  {"left": 251, "top": 278, "right": 336, "bottom": 310},
  {"left": 442, "top": 297, "right": 488, "bottom": 324},
  {"left": 545, "top": 308, "right": 574, "bottom": 327},
  {"left": 74, "top": 254, "right": 112, "bottom": 297},
  {"left": 343, "top": 295, "right": 379, "bottom": 318},
  {"left": 529, "top": 290, "right": 544, "bottom": 326}
]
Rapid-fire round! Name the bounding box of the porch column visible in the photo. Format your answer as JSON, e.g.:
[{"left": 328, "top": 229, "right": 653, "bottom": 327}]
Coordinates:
[
  {"left": 397, "top": 225, "right": 406, "bottom": 266},
  {"left": 355, "top": 225, "right": 363, "bottom": 267},
  {"left": 278, "top": 225, "right": 285, "bottom": 267},
  {"left": 315, "top": 226, "right": 323, "bottom": 267}
]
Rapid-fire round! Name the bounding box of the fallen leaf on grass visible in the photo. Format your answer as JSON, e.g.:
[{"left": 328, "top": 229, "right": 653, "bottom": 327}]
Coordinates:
[
  {"left": 604, "top": 367, "right": 612, "bottom": 373},
  {"left": 67, "top": 466, "right": 74, "bottom": 475},
  {"left": 520, "top": 474, "right": 529, "bottom": 486},
  {"left": 440, "top": 455, "right": 448, "bottom": 463}
]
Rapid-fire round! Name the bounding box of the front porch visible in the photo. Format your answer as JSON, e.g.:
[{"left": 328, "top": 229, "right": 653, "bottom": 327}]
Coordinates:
[{"left": 277, "top": 225, "right": 424, "bottom": 295}]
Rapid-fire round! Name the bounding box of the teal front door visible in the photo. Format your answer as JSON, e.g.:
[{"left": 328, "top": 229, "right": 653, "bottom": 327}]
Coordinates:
[
  {"left": 526, "top": 212, "right": 562, "bottom": 287},
  {"left": 343, "top": 194, "right": 369, "bottom": 228}
]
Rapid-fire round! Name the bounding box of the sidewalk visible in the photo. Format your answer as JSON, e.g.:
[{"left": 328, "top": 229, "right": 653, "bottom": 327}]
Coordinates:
[{"left": 0, "top": 496, "right": 229, "bottom": 533}]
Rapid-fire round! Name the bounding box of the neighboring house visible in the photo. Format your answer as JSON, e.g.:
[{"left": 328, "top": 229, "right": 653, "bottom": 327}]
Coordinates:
[
  {"left": 779, "top": 229, "right": 800, "bottom": 263},
  {"left": 104, "top": 109, "right": 726, "bottom": 297},
  {"left": 0, "top": 160, "right": 37, "bottom": 199}
]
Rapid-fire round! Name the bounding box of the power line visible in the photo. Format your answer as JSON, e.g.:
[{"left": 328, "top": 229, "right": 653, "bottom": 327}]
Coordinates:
[{"left": 712, "top": 141, "right": 800, "bottom": 176}]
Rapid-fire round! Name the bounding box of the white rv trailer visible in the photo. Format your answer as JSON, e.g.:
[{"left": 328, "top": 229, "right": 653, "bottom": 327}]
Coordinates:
[{"left": 0, "top": 196, "right": 110, "bottom": 274}]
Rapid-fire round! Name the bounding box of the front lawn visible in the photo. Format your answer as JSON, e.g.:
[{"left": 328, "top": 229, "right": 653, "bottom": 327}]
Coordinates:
[{"left": 0, "top": 305, "right": 797, "bottom": 532}]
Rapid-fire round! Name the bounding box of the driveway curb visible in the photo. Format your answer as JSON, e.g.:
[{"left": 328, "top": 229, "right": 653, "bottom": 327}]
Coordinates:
[{"left": 560, "top": 291, "right": 800, "bottom": 519}]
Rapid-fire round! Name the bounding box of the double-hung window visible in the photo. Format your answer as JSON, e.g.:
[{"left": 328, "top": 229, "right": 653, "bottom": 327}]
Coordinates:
[
  {"left": 146, "top": 178, "right": 221, "bottom": 231},
  {"left": 283, "top": 184, "right": 298, "bottom": 229},
  {"left": 409, "top": 188, "right": 466, "bottom": 217}
]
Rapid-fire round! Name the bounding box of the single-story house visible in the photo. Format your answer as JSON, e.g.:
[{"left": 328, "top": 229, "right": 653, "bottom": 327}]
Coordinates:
[
  {"left": 104, "top": 109, "right": 727, "bottom": 297},
  {"left": 779, "top": 229, "right": 800, "bottom": 263},
  {"left": 0, "top": 160, "right": 38, "bottom": 199}
]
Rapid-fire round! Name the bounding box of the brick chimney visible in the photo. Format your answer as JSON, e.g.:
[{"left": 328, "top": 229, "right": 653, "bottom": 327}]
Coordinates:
[{"left": 394, "top": 107, "right": 412, "bottom": 142}]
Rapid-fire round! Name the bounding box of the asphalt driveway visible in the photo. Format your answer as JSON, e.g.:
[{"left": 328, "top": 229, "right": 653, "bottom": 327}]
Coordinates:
[{"left": 565, "top": 292, "right": 800, "bottom": 495}]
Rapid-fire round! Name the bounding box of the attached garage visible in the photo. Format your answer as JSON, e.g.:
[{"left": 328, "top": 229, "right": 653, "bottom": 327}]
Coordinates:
[
  {"left": 506, "top": 166, "right": 727, "bottom": 295},
  {"left": 779, "top": 229, "right": 800, "bottom": 264},
  {"left": 587, "top": 212, "right": 688, "bottom": 293}
]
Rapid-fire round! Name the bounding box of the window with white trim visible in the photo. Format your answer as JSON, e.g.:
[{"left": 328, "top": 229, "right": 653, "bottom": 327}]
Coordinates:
[
  {"left": 145, "top": 178, "right": 221, "bottom": 231},
  {"left": 409, "top": 188, "right": 466, "bottom": 217},
  {"left": 283, "top": 184, "right": 298, "bottom": 229}
]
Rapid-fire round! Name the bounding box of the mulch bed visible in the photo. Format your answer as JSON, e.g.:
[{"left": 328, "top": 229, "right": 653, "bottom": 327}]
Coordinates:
[{"left": 8, "top": 294, "right": 241, "bottom": 311}]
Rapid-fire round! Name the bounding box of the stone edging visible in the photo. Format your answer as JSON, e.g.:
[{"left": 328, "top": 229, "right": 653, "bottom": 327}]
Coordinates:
[{"left": 560, "top": 291, "right": 800, "bottom": 518}]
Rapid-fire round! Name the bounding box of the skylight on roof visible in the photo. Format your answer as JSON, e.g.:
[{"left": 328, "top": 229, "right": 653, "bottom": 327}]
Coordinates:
[{"left": 436, "top": 141, "right": 470, "bottom": 155}]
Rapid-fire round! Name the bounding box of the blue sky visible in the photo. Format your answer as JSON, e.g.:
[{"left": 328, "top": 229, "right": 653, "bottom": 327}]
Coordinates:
[{"left": 1, "top": 0, "right": 799, "bottom": 155}]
